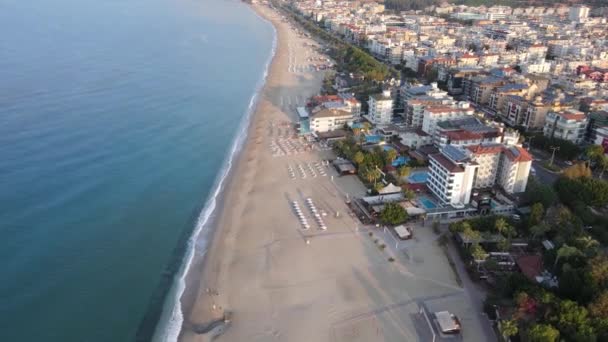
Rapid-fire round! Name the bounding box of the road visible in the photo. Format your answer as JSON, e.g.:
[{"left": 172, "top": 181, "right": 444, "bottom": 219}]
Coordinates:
[{"left": 528, "top": 148, "right": 561, "bottom": 185}]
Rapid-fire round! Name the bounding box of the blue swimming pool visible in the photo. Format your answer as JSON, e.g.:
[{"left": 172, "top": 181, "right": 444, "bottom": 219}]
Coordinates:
[
  {"left": 392, "top": 156, "right": 410, "bottom": 167},
  {"left": 365, "top": 134, "right": 382, "bottom": 143},
  {"left": 408, "top": 171, "right": 428, "bottom": 184},
  {"left": 419, "top": 196, "right": 437, "bottom": 209}
]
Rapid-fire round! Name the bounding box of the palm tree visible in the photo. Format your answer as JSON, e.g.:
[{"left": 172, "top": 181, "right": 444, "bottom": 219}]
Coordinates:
[
  {"left": 397, "top": 166, "right": 411, "bottom": 178},
  {"left": 553, "top": 244, "right": 581, "bottom": 269},
  {"left": 462, "top": 226, "right": 481, "bottom": 245},
  {"left": 470, "top": 244, "right": 487, "bottom": 263},
  {"left": 575, "top": 236, "right": 599, "bottom": 256},
  {"left": 353, "top": 151, "right": 365, "bottom": 165},
  {"left": 500, "top": 319, "right": 519, "bottom": 340},
  {"left": 495, "top": 218, "right": 508, "bottom": 235},
  {"left": 385, "top": 149, "right": 398, "bottom": 165},
  {"left": 362, "top": 166, "right": 381, "bottom": 185},
  {"left": 585, "top": 145, "right": 604, "bottom": 165}
]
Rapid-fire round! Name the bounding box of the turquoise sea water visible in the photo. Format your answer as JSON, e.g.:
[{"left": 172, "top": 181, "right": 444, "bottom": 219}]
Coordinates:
[{"left": 0, "top": 0, "right": 274, "bottom": 341}]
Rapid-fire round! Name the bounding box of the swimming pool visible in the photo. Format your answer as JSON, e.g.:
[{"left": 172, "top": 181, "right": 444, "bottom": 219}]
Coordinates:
[
  {"left": 408, "top": 171, "right": 428, "bottom": 184},
  {"left": 365, "top": 134, "right": 381, "bottom": 143},
  {"left": 392, "top": 156, "right": 410, "bottom": 167},
  {"left": 418, "top": 196, "right": 437, "bottom": 209}
]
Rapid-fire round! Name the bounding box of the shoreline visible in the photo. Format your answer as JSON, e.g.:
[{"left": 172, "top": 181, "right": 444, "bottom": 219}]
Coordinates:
[
  {"left": 149, "top": 4, "right": 279, "bottom": 341},
  {"left": 174, "top": 3, "right": 285, "bottom": 341}
]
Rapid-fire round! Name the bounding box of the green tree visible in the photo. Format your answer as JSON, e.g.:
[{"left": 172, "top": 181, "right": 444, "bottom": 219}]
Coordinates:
[
  {"left": 353, "top": 151, "right": 365, "bottom": 165},
  {"left": 461, "top": 226, "right": 481, "bottom": 245},
  {"left": 500, "top": 319, "right": 519, "bottom": 339},
  {"left": 529, "top": 203, "right": 545, "bottom": 226},
  {"left": 530, "top": 223, "right": 551, "bottom": 240},
  {"left": 360, "top": 165, "right": 381, "bottom": 185},
  {"left": 397, "top": 165, "right": 411, "bottom": 178},
  {"left": 385, "top": 148, "right": 398, "bottom": 166},
  {"left": 495, "top": 217, "right": 509, "bottom": 234},
  {"left": 553, "top": 244, "right": 582, "bottom": 269},
  {"left": 469, "top": 243, "right": 487, "bottom": 262},
  {"left": 574, "top": 236, "right": 599, "bottom": 257},
  {"left": 402, "top": 188, "right": 415, "bottom": 201},
  {"left": 585, "top": 145, "right": 605, "bottom": 164},
  {"left": 449, "top": 220, "right": 472, "bottom": 233},
  {"left": 553, "top": 300, "right": 590, "bottom": 335},
  {"left": 527, "top": 324, "right": 559, "bottom": 342},
  {"left": 495, "top": 217, "right": 515, "bottom": 238},
  {"left": 525, "top": 178, "right": 557, "bottom": 207},
  {"left": 497, "top": 236, "right": 511, "bottom": 252},
  {"left": 379, "top": 202, "right": 407, "bottom": 225}
]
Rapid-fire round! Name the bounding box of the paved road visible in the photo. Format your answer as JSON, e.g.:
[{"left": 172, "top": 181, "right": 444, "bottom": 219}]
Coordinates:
[
  {"left": 444, "top": 238, "right": 498, "bottom": 342},
  {"left": 528, "top": 149, "right": 561, "bottom": 185},
  {"left": 531, "top": 160, "right": 559, "bottom": 184}
]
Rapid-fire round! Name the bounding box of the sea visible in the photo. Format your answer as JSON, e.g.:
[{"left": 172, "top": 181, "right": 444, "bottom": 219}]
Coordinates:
[{"left": 0, "top": 0, "right": 275, "bottom": 341}]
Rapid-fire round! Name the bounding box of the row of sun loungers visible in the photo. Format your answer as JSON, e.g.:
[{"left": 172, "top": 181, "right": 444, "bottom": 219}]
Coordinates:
[
  {"left": 287, "top": 162, "right": 327, "bottom": 179},
  {"left": 270, "top": 138, "right": 304, "bottom": 157},
  {"left": 292, "top": 199, "right": 328, "bottom": 231},
  {"left": 305, "top": 198, "right": 327, "bottom": 230},
  {"left": 292, "top": 200, "right": 310, "bottom": 230}
]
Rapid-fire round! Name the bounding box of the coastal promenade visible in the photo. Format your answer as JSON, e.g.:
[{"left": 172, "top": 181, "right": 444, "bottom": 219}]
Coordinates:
[{"left": 180, "top": 4, "right": 489, "bottom": 342}]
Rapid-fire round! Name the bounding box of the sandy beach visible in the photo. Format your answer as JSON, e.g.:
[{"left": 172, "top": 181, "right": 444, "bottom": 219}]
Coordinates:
[{"left": 179, "top": 3, "right": 491, "bottom": 341}]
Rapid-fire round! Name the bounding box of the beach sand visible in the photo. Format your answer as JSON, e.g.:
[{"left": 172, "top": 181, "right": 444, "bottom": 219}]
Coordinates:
[{"left": 179, "top": 4, "right": 489, "bottom": 342}]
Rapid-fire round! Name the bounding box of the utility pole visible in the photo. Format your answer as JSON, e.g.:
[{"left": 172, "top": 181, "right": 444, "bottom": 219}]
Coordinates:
[{"left": 549, "top": 146, "right": 560, "bottom": 166}]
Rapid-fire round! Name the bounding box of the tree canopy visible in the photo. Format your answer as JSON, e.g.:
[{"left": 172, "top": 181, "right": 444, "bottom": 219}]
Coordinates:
[
  {"left": 379, "top": 202, "right": 408, "bottom": 225},
  {"left": 527, "top": 324, "right": 559, "bottom": 342}
]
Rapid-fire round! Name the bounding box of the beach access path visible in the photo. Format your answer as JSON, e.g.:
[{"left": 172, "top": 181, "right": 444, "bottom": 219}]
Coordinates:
[{"left": 179, "top": 3, "right": 492, "bottom": 342}]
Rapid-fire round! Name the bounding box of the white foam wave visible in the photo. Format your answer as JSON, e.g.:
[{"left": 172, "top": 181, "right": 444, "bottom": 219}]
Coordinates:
[{"left": 151, "top": 11, "right": 277, "bottom": 342}]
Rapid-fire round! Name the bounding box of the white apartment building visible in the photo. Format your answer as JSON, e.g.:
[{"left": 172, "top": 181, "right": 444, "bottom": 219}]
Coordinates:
[
  {"left": 428, "top": 145, "right": 478, "bottom": 206},
  {"left": 498, "top": 146, "right": 532, "bottom": 194},
  {"left": 521, "top": 60, "right": 551, "bottom": 74},
  {"left": 428, "top": 144, "right": 532, "bottom": 206},
  {"left": 421, "top": 102, "right": 474, "bottom": 136},
  {"left": 368, "top": 90, "right": 394, "bottom": 125},
  {"left": 466, "top": 144, "right": 503, "bottom": 189},
  {"left": 543, "top": 109, "right": 589, "bottom": 144},
  {"left": 309, "top": 108, "right": 353, "bottom": 133}
]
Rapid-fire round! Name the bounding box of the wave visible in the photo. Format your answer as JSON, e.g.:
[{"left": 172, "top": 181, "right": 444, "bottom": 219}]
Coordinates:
[{"left": 151, "top": 10, "right": 277, "bottom": 342}]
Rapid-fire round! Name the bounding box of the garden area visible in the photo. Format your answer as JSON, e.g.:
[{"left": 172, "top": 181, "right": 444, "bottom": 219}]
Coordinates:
[{"left": 447, "top": 152, "right": 608, "bottom": 341}]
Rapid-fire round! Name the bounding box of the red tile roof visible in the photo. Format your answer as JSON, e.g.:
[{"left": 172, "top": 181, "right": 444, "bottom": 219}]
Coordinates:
[
  {"left": 425, "top": 106, "right": 457, "bottom": 113},
  {"left": 445, "top": 130, "right": 483, "bottom": 141},
  {"left": 559, "top": 112, "right": 586, "bottom": 121},
  {"left": 466, "top": 144, "right": 503, "bottom": 155},
  {"left": 504, "top": 146, "right": 533, "bottom": 162},
  {"left": 516, "top": 255, "right": 543, "bottom": 282}
]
